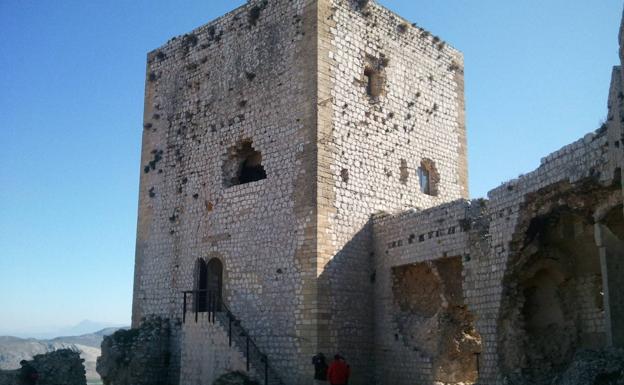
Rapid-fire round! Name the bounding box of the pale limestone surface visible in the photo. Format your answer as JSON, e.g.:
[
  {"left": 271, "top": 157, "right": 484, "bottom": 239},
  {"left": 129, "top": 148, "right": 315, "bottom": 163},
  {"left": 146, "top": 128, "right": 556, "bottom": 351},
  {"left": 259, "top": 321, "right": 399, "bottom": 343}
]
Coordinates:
[{"left": 131, "top": 1, "right": 624, "bottom": 384}]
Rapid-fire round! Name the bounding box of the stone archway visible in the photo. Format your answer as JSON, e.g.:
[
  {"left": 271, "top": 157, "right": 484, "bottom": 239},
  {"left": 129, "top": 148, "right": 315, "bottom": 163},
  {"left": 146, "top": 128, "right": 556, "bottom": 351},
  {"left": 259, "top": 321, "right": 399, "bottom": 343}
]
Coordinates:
[{"left": 499, "top": 210, "right": 606, "bottom": 384}]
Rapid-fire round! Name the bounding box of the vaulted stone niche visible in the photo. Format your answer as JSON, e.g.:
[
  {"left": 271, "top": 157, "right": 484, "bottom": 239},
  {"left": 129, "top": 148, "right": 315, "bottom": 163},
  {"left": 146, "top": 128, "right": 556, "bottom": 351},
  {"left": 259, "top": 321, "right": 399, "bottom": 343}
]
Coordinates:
[
  {"left": 222, "top": 140, "right": 266, "bottom": 187},
  {"left": 392, "top": 257, "right": 481, "bottom": 384},
  {"left": 499, "top": 209, "right": 606, "bottom": 384},
  {"left": 596, "top": 204, "right": 624, "bottom": 347}
]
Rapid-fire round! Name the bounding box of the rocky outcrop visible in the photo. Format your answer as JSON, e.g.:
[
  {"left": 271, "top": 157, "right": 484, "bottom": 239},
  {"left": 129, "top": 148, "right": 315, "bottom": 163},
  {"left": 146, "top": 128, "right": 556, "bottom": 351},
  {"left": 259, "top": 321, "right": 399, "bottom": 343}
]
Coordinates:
[
  {"left": 0, "top": 348, "right": 86, "bottom": 385},
  {"left": 503, "top": 349, "right": 624, "bottom": 385},
  {"left": 96, "top": 317, "right": 171, "bottom": 385},
  {"left": 553, "top": 349, "right": 624, "bottom": 385}
]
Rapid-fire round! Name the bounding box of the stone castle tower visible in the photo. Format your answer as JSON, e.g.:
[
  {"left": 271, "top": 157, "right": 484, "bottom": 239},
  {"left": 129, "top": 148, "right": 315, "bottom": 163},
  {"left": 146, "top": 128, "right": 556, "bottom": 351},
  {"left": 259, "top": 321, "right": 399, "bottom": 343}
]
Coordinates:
[
  {"left": 133, "top": 0, "right": 467, "bottom": 384},
  {"left": 131, "top": 1, "right": 624, "bottom": 385}
]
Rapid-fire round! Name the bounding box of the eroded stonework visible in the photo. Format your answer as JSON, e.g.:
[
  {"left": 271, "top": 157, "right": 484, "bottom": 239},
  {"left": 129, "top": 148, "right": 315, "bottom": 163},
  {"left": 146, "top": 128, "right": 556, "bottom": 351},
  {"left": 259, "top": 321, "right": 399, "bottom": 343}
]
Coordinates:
[{"left": 129, "top": 1, "right": 624, "bottom": 384}]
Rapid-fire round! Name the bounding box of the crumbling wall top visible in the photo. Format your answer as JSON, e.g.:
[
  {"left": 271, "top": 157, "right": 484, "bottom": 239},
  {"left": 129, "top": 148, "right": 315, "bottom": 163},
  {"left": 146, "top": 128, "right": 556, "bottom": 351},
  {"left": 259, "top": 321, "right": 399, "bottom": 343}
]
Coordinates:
[{"left": 620, "top": 8, "right": 624, "bottom": 65}]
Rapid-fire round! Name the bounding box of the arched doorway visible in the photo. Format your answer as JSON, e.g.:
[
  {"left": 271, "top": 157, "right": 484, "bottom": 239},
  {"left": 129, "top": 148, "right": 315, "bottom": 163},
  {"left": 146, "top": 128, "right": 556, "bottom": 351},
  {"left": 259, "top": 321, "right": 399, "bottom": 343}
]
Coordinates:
[
  {"left": 195, "top": 259, "right": 208, "bottom": 312},
  {"left": 206, "top": 258, "right": 223, "bottom": 310}
]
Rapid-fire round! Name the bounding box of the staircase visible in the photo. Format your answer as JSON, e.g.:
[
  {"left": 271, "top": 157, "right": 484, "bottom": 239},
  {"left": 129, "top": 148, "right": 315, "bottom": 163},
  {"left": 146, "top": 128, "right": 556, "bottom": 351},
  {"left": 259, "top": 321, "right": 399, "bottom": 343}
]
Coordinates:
[{"left": 182, "top": 290, "right": 284, "bottom": 385}]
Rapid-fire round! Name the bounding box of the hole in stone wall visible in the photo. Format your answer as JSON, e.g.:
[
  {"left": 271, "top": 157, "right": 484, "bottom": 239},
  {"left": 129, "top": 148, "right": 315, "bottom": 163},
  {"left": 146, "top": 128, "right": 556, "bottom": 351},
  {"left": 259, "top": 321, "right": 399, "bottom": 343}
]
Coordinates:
[
  {"left": 418, "top": 158, "right": 439, "bottom": 196},
  {"left": 223, "top": 140, "right": 267, "bottom": 187},
  {"left": 364, "top": 67, "right": 382, "bottom": 98},
  {"left": 392, "top": 257, "right": 481, "bottom": 384},
  {"left": 363, "top": 55, "right": 387, "bottom": 100},
  {"left": 399, "top": 159, "right": 409, "bottom": 184},
  {"left": 341, "top": 169, "right": 349, "bottom": 183}
]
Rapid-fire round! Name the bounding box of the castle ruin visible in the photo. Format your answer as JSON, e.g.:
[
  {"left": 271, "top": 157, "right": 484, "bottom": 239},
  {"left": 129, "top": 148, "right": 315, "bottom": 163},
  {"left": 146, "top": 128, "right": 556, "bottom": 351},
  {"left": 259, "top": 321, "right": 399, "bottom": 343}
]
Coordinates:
[{"left": 128, "top": 1, "right": 624, "bottom": 384}]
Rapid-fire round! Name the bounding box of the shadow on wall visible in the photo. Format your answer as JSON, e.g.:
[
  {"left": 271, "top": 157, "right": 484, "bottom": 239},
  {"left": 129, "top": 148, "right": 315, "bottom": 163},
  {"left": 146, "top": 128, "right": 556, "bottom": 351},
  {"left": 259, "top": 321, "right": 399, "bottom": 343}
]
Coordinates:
[
  {"left": 316, "top": 220, "right": 482, "bottom": 385},
  {"left": 317, "top": 221, "right": 375, "bottom": 385}
]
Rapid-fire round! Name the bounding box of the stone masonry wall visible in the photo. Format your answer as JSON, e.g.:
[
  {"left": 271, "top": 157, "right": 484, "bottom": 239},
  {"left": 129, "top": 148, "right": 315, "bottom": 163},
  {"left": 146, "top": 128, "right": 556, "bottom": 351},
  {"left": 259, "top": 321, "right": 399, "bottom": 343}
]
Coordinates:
[
  {"left": 316, "top": 1, "right": 469, "bottom": 382},
  {"left": 179, "top": 313, "right": 249, "bottom": 385},
  {"left": 132, "top": 2, "right": 624, "bottom": 384},
  {"left": 132, "top": 0, "right": 320, "bottom": 383},
  {"left": 372, "top": 199, "right": 487, "bottom": 384},
  {"left": 483, "top": 128, "right": 615, "bottom": 384},
  {"left": 372, "top": 127, "right": 620, "bottom": 384},
  {"left": 97, "top": 317, "right": 171, "bottom": 385}
]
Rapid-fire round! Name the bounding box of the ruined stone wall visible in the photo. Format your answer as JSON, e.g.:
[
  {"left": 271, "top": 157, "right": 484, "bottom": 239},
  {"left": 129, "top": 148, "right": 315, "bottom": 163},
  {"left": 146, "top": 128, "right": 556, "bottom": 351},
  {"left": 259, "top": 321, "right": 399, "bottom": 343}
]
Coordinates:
[
  {"left": 372, "top": 200, "right": 486, "bottom": 384},
  {"left": 97, "top": 317, "right": 171, "bottom": 385},
  {"left": 373, "top": 127, "right": 620, "bottom": 384},
  {"left": 484, "top": 127, "right": 616, "bottom": 384},
  {"left": 0, "top": 349, "right": 86, "bottom": 385},
  {"left": 317, "top": 1, "right": 468, "bottom": 381},
  {"left": 132, "top": 0, "right": 320, "bottom": 383},
  {"left": 607, "top": 9, "right": 624, "bottom": 179}
]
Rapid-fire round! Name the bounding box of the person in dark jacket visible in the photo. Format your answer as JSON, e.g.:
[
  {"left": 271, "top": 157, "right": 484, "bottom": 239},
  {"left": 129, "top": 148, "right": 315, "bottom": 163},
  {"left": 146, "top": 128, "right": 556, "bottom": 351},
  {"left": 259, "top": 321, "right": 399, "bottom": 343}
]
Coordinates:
[
  {"left": 312, "top": 352, "right": 328, "bottom": 383},
  {"left": 327, "top": 354, "right": 350, "bottom": 385},
  {"left": 17, "top": 360, "right": 39, "bottom": 385}
]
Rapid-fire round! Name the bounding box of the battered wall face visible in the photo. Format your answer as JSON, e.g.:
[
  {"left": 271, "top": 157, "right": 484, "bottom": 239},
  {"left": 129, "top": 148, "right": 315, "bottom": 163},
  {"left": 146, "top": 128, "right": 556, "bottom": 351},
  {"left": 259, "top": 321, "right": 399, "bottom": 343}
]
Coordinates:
[
  {"left": 317, "top": 1, "right": 469, "bottom": 381},
  {"left": 132, "top": 0, "right": 319, "bottom": 383},
  {"left": 372, "top": 200, "right": 487, "bottom": 384}
]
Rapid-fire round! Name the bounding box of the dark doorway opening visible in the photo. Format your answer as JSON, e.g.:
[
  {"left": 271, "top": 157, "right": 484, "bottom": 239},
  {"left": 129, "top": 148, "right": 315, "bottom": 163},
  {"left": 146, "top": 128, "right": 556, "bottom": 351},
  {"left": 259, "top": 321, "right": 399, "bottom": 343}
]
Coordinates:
[
  {"left": 195, "top": 259, "right": 208, "bottom": 312},
  {"left": 207, "top": 258, "right": 223, "bottom": 308}
]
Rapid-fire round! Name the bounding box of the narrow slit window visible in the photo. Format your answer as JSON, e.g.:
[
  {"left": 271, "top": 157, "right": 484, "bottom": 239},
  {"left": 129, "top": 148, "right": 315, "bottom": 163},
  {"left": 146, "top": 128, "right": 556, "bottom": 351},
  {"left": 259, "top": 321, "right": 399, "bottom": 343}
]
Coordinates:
[
  {"left": 418, "top": 158, "right": 439, "bottom": 196},
  {"left": 419, "top": 167, "right": 431, "bottom": 195}
]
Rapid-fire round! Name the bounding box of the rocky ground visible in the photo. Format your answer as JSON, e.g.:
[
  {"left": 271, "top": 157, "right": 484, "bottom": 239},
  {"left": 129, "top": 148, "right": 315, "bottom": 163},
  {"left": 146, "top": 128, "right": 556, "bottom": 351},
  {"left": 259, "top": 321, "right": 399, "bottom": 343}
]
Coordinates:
[{"left": 504, "top": 348, "right": 624, "bottom": 385}]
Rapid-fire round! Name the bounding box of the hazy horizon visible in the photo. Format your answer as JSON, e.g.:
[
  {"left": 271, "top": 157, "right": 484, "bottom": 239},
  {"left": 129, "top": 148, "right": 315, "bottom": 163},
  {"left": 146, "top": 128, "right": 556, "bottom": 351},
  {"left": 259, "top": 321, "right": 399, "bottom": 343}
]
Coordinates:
[{"left": 0, "top": 319, "right": 128, "bottom": 339}]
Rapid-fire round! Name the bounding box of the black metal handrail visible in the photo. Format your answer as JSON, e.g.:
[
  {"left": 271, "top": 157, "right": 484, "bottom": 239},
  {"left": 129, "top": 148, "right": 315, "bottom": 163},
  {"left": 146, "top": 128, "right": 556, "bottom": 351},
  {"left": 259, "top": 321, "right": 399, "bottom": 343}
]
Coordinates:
[{"left": 182, "top": 290, "right": 280, "bottom": 385}]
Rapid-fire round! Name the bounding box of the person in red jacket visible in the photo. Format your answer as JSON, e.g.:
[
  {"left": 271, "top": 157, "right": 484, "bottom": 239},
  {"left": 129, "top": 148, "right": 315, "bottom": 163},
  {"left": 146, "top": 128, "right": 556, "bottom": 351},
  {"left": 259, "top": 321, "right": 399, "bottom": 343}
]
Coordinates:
[{"left": 327, "top": 354, "right": 350, "bottom": 385}]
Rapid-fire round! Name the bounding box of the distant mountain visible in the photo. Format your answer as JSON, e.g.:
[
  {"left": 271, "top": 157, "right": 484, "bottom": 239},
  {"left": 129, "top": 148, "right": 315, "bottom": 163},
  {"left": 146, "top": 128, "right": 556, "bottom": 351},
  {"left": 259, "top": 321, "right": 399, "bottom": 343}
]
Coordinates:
[
  {"left": 0, "top": 327, "right": 126, "bottom": 381},
  {"left": 3, "top": 320, "right": 126, "bottom": 340},
  {"left": 56, "top": 320, "right": 125, "bottom": 338}
]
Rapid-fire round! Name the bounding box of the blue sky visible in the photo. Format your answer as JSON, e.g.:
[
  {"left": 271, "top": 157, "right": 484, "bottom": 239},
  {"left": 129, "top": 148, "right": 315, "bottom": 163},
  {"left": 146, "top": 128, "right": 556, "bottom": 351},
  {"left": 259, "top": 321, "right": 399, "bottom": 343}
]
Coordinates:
[{"left": 0, "top": 1, "right": 621, "bottom": 336}]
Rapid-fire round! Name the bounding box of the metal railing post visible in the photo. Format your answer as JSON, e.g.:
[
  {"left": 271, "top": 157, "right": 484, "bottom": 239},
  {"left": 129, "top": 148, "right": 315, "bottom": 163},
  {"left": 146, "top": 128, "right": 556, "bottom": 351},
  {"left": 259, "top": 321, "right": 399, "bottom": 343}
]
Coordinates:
[
  {"left": 246, "top": 335, "right": 250, "bottom": 372},
  {"left": 228, "top": 314, "right": 232, "bottom": 347},
  {"left": 182, "top": 288, "right": 282, "bottom": 385},
  {"left": 212, "top": 292, "right": 216, "bottom": 323},
  {"left": 208, "top": 292, "right": 212, "bottom": 323}
]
